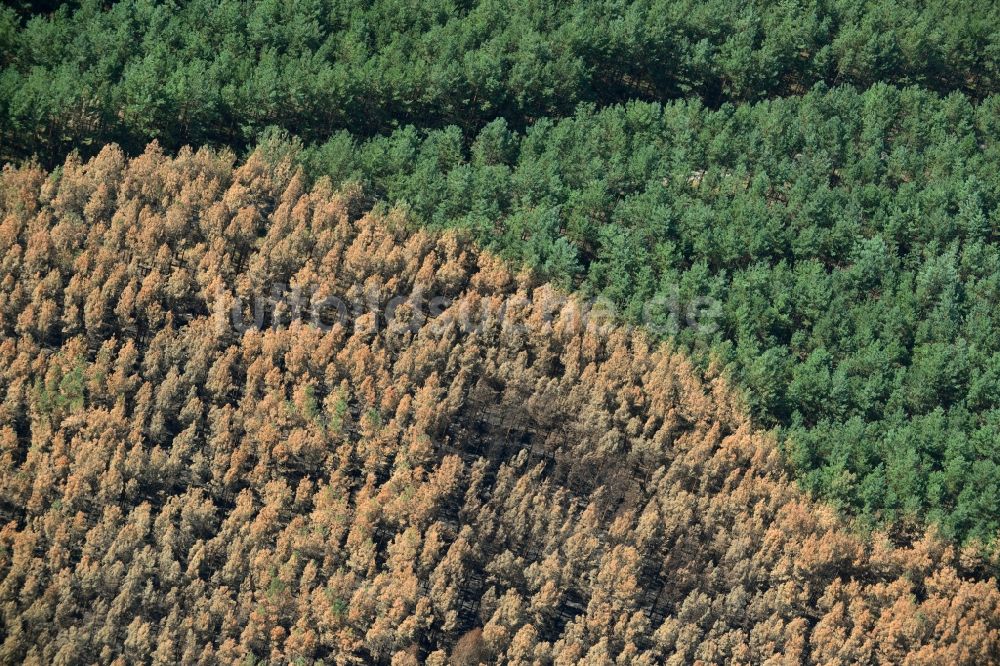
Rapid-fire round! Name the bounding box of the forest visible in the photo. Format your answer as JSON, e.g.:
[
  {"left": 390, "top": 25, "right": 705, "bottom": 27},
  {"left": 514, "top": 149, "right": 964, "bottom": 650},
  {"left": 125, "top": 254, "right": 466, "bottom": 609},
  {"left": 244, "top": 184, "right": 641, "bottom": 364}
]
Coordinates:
[
  {"left": 2, "top": 0, "right": 1000, "bottom": 164},
  {"left": 3, "top": 0, "right": 1000, "bottom": 664},
  {"left": 1, "top": 145, "right": 999, "bottom": 664}
]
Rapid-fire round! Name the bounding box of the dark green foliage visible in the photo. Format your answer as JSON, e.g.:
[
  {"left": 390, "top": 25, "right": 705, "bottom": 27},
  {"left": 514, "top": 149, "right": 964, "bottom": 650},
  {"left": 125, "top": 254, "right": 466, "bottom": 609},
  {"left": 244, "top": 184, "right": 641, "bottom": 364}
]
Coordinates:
[
  {"left": 3, "top": 0, "right": 1000, "bottom": 165},
  {"left": 302, "top": 85, "right": 1000, "bottom": 544}
]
